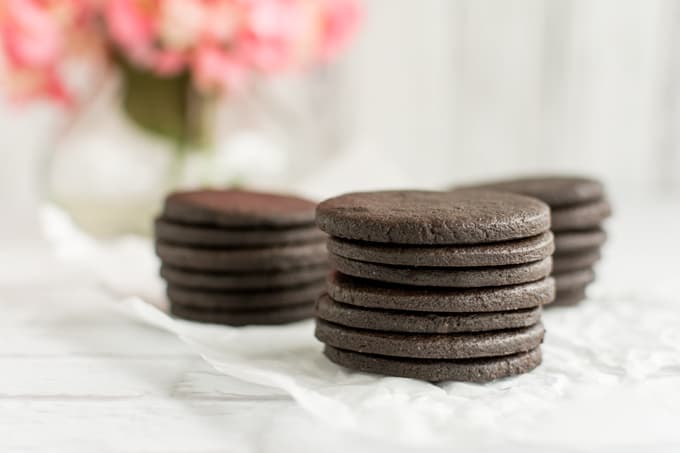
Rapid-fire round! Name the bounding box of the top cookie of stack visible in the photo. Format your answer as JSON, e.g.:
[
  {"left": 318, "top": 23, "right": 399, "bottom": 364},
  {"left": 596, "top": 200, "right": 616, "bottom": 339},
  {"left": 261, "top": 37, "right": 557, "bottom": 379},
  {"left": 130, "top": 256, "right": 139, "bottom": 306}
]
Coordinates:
[
  {"left": 467, "top": 176, "right": 611, "bottom": 306},
  {"left": 314, "top": 190, "right": 556, "bottom": 382},
  {"left": 154, "top": 189, "right": 328, "bottom": 325}
]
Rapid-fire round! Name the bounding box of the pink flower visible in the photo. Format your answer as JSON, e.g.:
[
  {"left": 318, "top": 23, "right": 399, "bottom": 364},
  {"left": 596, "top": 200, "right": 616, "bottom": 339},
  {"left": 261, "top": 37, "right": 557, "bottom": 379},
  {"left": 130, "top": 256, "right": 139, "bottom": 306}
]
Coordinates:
[
  {"left": 1, "top": 0, "right": 363, "bottom": 104},
  {"left": 105, "top": 0, "right": 191, "bottom": 76},
  {"left": 0, "top": 0, "right": 89, "bottom": 105},
  {"left": 100, "top": 0, "right": 362, "bottom": 89},
  {"left": 104, "top": 0, "right": 156, "bottom": 64},
  {"left": 192, "top": 44, "right": 249, "bottom": 93},
  {"left": 238, "top": 0, "right": 302, "bottom": 72},
  {"left": 159, "top": 0, "right": 205, "bottom": 50},
  {"left": 153, "top": 49, "right": 187, "bottom": 75},
  {"left": 1, "top": 0, "right": 63, "bottom": 67},
  {"left": 318, "top": 0, "right": 361, "bottom": 61},
  {"left": 200, "top": 0, "right": 241, "bottom": 43}
]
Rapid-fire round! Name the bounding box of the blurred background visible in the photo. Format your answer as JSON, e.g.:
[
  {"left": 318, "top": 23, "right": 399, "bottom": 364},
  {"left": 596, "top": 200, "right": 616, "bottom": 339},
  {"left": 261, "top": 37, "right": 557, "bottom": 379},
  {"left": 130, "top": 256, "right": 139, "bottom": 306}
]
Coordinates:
[{"left": 2, "top": 0, "right": 680, "bottom": 240}]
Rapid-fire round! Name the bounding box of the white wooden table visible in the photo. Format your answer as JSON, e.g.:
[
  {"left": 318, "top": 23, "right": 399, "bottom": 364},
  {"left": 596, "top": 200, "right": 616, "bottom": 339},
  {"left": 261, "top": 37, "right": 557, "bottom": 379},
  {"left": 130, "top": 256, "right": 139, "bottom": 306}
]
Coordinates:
[
  {"left": 1, "top": 196, "right": 679, "bottom": 452},
  {"left": 0, "top": 244, "right": 298, "bottom": 452}
]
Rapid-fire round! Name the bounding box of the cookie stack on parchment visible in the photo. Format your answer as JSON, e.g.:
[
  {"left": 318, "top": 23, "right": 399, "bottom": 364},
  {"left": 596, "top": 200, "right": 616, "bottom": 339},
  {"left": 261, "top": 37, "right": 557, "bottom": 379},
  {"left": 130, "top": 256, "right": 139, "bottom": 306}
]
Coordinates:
[
  {"left": 468, "top": 177, "right": 611, "bottom": 306},
  {"left": 154, "top": 190, "right": 328, "bottom": 325},
  {"left": 314, "top": 190, "right": 556, "bottom": 382}
]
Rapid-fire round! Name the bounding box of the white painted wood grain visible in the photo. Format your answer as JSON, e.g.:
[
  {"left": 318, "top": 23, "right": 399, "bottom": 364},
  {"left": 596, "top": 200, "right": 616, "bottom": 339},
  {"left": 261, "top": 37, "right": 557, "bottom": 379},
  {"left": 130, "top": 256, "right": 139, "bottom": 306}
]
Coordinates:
[
  {"left": 340, "top": 0, "right": 680, "bottom": 193},
  {"left": 540, "top": 0, "right": 668, "bottom": 190},
  {"left": 0, "top": 250, "right": 295, "bottom": 452},
  {"left": 0, "top": 288, "right": 192, "bottom": 357},
  {"left": 0, "top": 400, "right": 289, "bottom": 452},
  {"left": 0, "top": 357, "right": 287, "bottom": 399},
  {"left": 455, "top": 0, "right": 546, "bottom": 183}
]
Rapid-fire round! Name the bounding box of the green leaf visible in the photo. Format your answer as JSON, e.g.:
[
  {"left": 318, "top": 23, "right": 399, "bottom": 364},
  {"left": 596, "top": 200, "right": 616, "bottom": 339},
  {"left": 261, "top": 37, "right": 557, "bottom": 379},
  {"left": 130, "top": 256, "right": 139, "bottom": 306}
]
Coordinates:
[{"left": 120, "top": 61, "right": 191, "bottom": 147}]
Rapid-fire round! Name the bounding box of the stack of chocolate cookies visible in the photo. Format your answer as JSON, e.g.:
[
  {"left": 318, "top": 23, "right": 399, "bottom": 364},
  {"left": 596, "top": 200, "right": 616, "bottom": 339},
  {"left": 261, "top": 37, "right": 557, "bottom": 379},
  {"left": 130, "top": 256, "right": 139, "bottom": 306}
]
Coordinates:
[
  {"left": 154, "top": 189, "right": 328, "bottom": 325},
  {"left": 314, "top": 190, "right": 556, "bottom": 382},
  {"left": 469, "top": 176, "right": 610, "bottom": 306}
]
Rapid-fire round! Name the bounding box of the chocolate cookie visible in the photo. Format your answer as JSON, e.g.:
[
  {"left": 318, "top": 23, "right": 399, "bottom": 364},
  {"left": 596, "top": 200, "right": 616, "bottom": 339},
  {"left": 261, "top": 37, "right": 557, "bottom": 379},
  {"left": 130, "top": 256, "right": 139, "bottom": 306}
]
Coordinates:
[
  {"left": 326, "top": 231, "right": 554, "bottom": 268},
  {"left": 327, "top": 272, "right": 555, "bottom": 312},
  {"left": 155, "top": 218, "right": 326, "bottom": 247},
  {"left": 329, "top": 254, "right": 552, "bottom": 288},
  {"left": 170, "top": 302, "right": 314, "bottom": 325},
  {"left": 462, "top": 176, "right": 604, "bottom": 207},
  {"left": 554, "top": 228, "right": 607, "bottom": 253},
  {"left": 554, "top": 268, "right": 596, "bottom": 292},
  {"left": 160, "top": 264, "right": 328, "bottom": 290},
  {"left": 316, "top": 190, "right": 550, "bottom": 245},
  {"left": 316, "top": 294, "right": 542, "bottom": 333},
  {"left": 163, "top": 189, "right": 317, "bottom": 228},
  {"left": 324, "top": 345, "right": 542, "bottom": 382},
  {"left": 552, "top": 287, "right": 588, "bottom": 306},
  {"left": 168, "top": 280, "right": 325, "bottom": 310},
  {"left": 156, "top": 241, "right": 327, "bottom": 272},
  {"left": 552, "top": 248, "right": 601, "bottom": 273},
  {"left": 551, "top": 200, "right": 612, "bottom": 232},
  {"left": 315, "top": 319, "right": 545, "bottom": 359}
]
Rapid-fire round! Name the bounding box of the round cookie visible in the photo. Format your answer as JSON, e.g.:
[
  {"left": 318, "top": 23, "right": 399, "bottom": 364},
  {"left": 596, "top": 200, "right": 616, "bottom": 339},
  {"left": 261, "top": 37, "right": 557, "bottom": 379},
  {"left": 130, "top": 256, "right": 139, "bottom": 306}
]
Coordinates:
[
  {"left": 329, "top": 254, "right": 553, "bottom": 288},
  {"left": 552, "top": 248, "right": 601, "bottom": 273},
  {"left": 554, "top": 228, "right": 607, "bottom": 253},
  {"left": 327, "top": 272, "right": 555, "bottom": 312},
  {"left": 551, "top": 200, "right": 612, "bottom": 232},
  {"left": 554, "top": 268, "right": 596, "bottom": 292},
  {"left": 326, "top": 231, "right": 554, "bottom": 268},
  {"left": 168, "top": 281, "right": 325, "bottom": 310},
  {"left": 315, "top": 319, "right": 545, "bottom": 359},
  {"left": 462, "top": 176, "right": 605, "bottom": 208},
  {"left": 316, "top": 190, "right": 550, "bottom": 245},
  {"left": 324, "top": 346, "right": 542, "bottom": 382},
  {"left": 316, "top": 294, "right": 542, "bottom": 333},
  {"left": 552, "top": 287, "right": 588, "bottom": 306},
  {"left": 155, "top": 218, "right": 326, "bottom": 247},
  {"left": 160, "top": 264, "right": 328, "bottom": 290},
  {"left": 156, "top": 241, "right": 327, "bottom": 272},
  {"left": 163, "top": 189, "right": 317, "bottom": 228},
  {"left": 170, "top": 302, "right": 314, "bottom": 326}
]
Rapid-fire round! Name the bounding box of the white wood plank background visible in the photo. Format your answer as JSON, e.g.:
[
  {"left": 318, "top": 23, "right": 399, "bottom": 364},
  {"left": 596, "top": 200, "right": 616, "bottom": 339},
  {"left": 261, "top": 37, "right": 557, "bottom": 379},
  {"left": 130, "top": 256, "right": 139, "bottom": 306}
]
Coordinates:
[
  {"left": 342, "top": 0, "right": 680, "bottom": 191},
  {"left": 0, "top": 261, "right": 295, "bottom": 452}
]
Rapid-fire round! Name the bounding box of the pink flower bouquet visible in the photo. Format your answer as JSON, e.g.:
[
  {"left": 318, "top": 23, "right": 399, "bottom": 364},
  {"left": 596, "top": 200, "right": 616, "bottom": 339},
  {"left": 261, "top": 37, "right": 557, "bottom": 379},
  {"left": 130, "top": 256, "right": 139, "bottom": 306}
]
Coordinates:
[{"left": 1, "top": 0, "right": 361, "bottom": 144}]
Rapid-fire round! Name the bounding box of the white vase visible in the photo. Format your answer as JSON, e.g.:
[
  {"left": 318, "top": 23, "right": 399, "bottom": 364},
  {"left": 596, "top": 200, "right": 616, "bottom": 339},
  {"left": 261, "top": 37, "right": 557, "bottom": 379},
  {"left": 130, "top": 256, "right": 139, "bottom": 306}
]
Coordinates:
[
  {"left": 47, "top": 78, "right": 273, "bottom": 237},
  {"left": 45, "top": 69, "right": 342, "bottom": 238}
]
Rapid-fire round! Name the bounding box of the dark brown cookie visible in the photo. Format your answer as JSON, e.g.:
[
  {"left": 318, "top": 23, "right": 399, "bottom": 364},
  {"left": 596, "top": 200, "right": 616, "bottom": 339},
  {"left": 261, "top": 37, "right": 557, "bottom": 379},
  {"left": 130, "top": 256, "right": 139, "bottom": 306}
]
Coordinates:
[
  {"left": 554, "top": 228, "right": 607, "bottom": 253},
  {"left": 160, "top": 264, "right": 328, "bottom": 290},
  {"left": 329, "top": 254, "right": 552, "bottom": 288},
  {"left": 328, "top": 272, "right": 555, "bottom": 312},
  {"left": 552, "top": 248, "right": 601, "bottom": 273},
  {"left": 315, "top": 319, "right": 545, "bottom": 359},
  {"left": 326, "top": 231, "right": 554, "bottom": 268},
  {"left": 315, "top": 294, "right": 542, "bottom": 333},
  {"left": 163, "top": 189, "right": 317, "bottom": 228},
  {"left": 551, "top": 200, "right": 612, "bottom": 232},
  {"left": 156, "top": 241, "right": 327, "bottom": 272},
  {"left": 316, "top": 190, "right": 550, "bottom": 245},
  {"left": 155, "top": 218, "right": 326, "bottom": 247},
  {"left": 168, "top": 280, "right": 325, "bottom": 310},
  {"left": 551, "top": 287, "right": 588, "bottom": 306},
  {"left": 324, "top": 345, "right": 542, "bottom": 382},
  {"left": 461, "top": 176, "right": 605, "bottom": 207},
  {"left": 170, "top": 301, "right": 314, "bottom": 326},
  {"left": 554, "top": 268, "right": 596, "bottom": 292}
]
